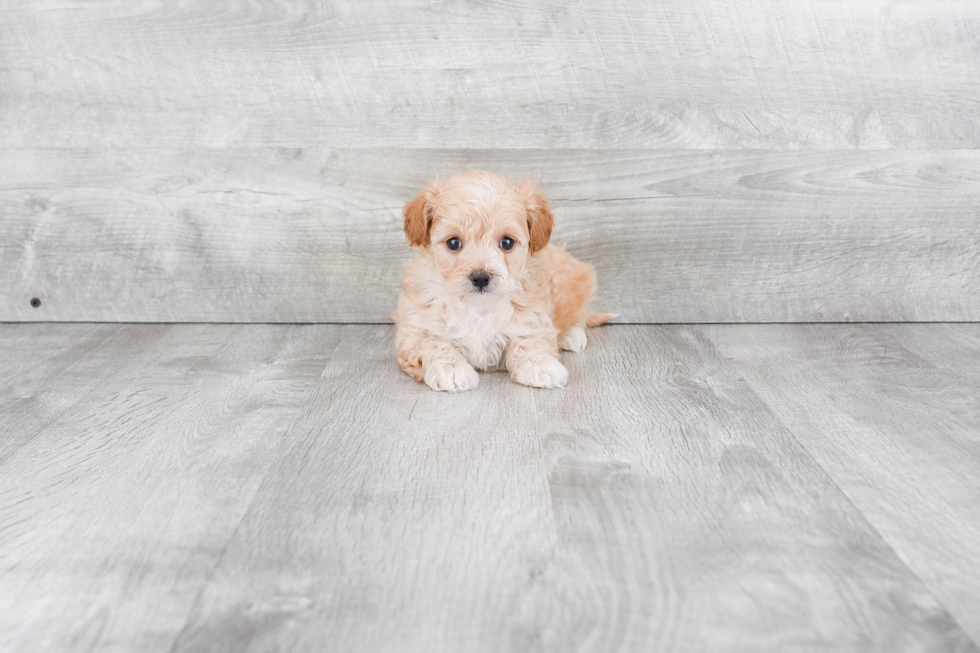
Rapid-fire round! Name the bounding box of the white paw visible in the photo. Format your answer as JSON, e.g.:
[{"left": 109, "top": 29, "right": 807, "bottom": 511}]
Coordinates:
[
  {"left": 424, "top": 357, "right": 480, "bottom": 392},
  {"left": 559, "top": 327, "right": 588, "bottom": 353},
  {"left": 511, "top": 355, "right": 569, "bottom": 389}
]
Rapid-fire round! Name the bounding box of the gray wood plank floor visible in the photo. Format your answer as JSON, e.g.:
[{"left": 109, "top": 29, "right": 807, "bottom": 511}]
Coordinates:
[
  {"left": 1, "top": 324, "right": 978, "bottom": 652},
  {"left": 703, "top": 324, "right": 980, "bottom": 645}
]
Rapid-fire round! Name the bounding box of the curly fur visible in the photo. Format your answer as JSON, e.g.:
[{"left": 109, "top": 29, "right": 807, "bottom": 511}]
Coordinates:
[{"left": 392, "top": 170, "right": 612, "bottom": 392}]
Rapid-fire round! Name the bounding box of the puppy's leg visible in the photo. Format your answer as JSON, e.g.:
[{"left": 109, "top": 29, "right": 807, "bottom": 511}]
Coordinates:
[
  {"left": 396, "top": 331, "right": 478, "bottom": 393},
  {"left": 421, "top": 343, "right": 479, "bottom": 392},
  {"left": 539, "top": 246, "right": 598, "bottom": 352},
  {"left": 558, "top": 327, "right": 587, "bottom": 353},
  {"left": 506, "top": 333, "right": 568, "bottom": 389}
]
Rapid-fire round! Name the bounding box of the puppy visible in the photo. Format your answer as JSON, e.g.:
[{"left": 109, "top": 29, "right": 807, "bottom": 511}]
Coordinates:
[{"left": 392, "top": 170, "right": 612, "bottom": 392}]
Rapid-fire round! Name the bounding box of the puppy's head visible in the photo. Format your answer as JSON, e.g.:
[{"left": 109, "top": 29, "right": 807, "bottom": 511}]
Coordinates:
[{"left": 403, "top": 170, "right": 553, "bottom": 298}]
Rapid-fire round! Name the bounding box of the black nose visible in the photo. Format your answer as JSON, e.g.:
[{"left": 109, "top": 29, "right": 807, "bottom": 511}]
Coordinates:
[{"left": 469, "top": 271, "right": 491, "bottom": 289}]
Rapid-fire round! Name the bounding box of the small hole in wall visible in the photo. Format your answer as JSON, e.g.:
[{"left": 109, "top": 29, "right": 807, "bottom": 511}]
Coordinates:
[{"left": 30, "top": 297, "right": 41, "bottom": 308}]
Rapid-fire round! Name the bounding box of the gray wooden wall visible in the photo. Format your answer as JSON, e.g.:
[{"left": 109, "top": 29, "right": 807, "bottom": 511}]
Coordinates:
[{"left": 2, "top": 0, "right": 979, "bottom": 323}]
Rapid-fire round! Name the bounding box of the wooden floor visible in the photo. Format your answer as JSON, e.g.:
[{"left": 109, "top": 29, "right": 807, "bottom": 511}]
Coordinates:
[{"left": 1, "top": 323, "right": 979, "bottom": 653}]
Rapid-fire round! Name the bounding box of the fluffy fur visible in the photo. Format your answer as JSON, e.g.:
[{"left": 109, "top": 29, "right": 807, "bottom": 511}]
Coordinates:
[{"left": 392, "top": 170, "right": 612, "bottom": 392}]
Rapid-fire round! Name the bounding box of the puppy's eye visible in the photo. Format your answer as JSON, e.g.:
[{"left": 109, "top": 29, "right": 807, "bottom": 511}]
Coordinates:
[
  {"left": 500, "top": 236, "right": 515, "bottom": 251},
  {"left": 446, "top": 237, "right": 462, "bottom": 251}
]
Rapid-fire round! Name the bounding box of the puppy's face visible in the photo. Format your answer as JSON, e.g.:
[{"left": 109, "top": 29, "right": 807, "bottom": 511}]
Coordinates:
[{"left": 403, "top": 171, "right": 553, "bottom": 299}]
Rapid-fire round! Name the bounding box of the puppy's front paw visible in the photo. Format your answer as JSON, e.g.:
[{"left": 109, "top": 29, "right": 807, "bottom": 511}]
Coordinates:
[
  {"left": 424, "top": 357, "right": 480, "bottom": 393},
  {"left": 511, "top": 355, "right": 569, "bottom": 389},
  {"left": 559, "top": 327, "right": 588, "bottom": 353}
]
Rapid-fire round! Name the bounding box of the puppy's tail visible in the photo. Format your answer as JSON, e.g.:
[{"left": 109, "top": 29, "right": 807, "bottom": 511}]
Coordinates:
[{"left": 587, "top": 311, "right": 615, "bottom": 327}]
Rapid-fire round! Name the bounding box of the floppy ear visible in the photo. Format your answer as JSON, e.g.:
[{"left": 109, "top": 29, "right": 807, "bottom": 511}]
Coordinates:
[
  {"left": 403, "top": 181, "right": 440, "bottom": 247},
  {"left": 517, "top": 179, "right": 554, "bottom": 253}
]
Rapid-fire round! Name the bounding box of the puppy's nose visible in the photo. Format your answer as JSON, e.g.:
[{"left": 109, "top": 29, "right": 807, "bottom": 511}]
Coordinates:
[{"left": 469, "top": 271, "right": 491, "bottom": 289}]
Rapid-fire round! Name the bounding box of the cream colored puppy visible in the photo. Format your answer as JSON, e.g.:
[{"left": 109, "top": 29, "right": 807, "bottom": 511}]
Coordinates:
[{"left": 393, "top": 170, "right": 612, "bottom": 392}]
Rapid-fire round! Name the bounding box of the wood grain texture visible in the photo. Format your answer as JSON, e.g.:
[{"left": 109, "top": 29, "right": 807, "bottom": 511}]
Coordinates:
[
  {"left": 0, "top": 324, "right": 341, "bottom": 653},
  {"left": 153, "top": 325, "right": 971, "bottom": 652},
  {"left": 2, "top": 1, "right": 979, "bottom": 149},
  {"left": 0, "top": 323, "right": 167, "bottom": 462},
  {"left": 3, "top": 148, "right": 979, "bottom": 323},
  {"left": 4, "top": 324, "right": 980, "bottom": 650},
  {"left": 3, "top": 0, "right": 980, "bottom": 323},
  {"left": 703, "top": 323, "right": 980, "bottom": 644}
]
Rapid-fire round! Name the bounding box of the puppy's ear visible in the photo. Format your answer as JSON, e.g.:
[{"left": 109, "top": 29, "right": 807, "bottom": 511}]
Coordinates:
[
  {"left": 403, "top": 181, "right": 441, "bottom": 247},
  {"left": 517, "top": 179, "right": 554, "bottom": 253}
]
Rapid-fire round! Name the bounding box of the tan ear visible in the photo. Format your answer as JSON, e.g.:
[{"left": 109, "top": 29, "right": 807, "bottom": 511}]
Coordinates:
[
  {"left": 518, "top": 179, "right": 554, "bottom": 253},
  {"left": 403, "top": 181, "right": 440, "bottom": 247}
]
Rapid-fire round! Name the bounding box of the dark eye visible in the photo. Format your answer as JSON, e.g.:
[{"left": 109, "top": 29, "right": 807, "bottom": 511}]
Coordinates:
[
  {"left": 446, "top": 237, "right": 461, "bottom": 251},
  {"left": 500, "top": 236, "right": 515, "bottom": 251}
]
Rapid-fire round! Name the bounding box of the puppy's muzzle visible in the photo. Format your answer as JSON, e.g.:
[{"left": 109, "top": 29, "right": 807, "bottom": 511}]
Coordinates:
[{"left": 468, "top": 271, "right": 491, "bottom": 290}]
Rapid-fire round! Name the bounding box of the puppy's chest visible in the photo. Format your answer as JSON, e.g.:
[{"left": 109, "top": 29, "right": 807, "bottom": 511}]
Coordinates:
[{"left": 441, "top": 302, "right": 512, "bottom": 371}]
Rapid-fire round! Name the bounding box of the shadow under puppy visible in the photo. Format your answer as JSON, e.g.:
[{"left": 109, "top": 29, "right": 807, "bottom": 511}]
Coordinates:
[{"left": 393, "top": 170, "right": 613, "bottom": 392}]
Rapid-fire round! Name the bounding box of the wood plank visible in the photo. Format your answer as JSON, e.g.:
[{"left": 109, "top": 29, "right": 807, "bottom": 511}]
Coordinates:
[
  {"left": 2, "top": 1, "right": 979, "bottom": 149},
  {"left": 876, "top": 323, "right": 980, "bottom": 383},
  {"left": 0, "top": 324, "right": 341, "bottom": 653},
  {"left": 171, "top": 325, "right": 974, "bottom": 652},
  {"left": 702, "top": 323, "right": 980, "bottom": 643},
  {"left": 3, "top": 148, "right": 978, "bottom": 323},
  {"left": 0, "top": 323, "right": 169, "bottom": 462}
]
